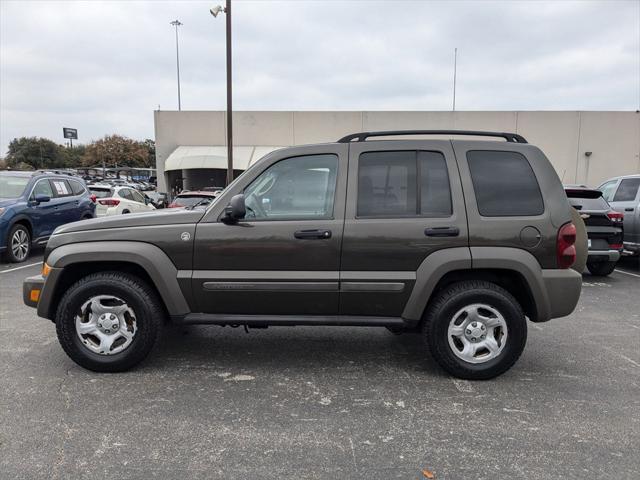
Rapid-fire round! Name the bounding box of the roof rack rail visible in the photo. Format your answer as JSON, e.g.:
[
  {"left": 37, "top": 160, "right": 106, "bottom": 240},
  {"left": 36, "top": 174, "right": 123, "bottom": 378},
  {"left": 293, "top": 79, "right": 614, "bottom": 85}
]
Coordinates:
[{"left": 337, "top": 130, "right": 528, "bottom": 144}]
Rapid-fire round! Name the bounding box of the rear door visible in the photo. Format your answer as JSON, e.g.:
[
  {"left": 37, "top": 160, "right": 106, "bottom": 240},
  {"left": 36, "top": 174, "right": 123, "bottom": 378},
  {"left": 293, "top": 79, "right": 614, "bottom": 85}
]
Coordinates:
[
  {"left": 48, "top": 178, "right": 77, "bottom": 227},
  {"left": 608, "top": 177, "right": 640, "bottom": 246},
  {"left": 340, "top": 140, "right": 468, "bottom": 317}
]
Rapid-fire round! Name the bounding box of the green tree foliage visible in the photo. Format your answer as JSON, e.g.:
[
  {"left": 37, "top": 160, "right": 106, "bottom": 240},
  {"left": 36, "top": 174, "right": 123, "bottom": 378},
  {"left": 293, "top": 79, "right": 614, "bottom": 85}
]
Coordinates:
[
  {"left": 81, "top": 135, "right": 154, "bottom": 168},
  {"left": 2, "top": 135, "right": 155, "bottom": 170},
  {"left": 5, "top": 137, "right": 67, "bottom": 170}
]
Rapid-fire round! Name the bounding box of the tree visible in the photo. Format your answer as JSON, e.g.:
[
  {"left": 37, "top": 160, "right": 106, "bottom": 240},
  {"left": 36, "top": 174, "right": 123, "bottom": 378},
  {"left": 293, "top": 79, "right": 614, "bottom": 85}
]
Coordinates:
[
  {"left": 81, "top": 135, "right": 154, "bottom": 168},
  {"left": 5, "top": 137, "right": 65, "bottom": 170}
]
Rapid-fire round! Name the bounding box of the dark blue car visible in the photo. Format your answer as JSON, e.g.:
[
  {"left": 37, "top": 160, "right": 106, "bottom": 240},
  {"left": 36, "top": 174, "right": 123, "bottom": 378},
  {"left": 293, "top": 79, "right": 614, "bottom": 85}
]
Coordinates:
[{"left": 0, "top": 171, "right": 96, "bottom": 263}]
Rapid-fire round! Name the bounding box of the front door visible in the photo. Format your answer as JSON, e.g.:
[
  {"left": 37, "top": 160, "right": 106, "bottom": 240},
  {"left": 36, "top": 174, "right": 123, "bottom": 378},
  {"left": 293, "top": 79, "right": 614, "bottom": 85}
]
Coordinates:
[
  {"left": 192, "top": 144, "right": 348, "bottom": 315},
  {"left": 339, "top": 140, "right": 469, "bottom": 317}
]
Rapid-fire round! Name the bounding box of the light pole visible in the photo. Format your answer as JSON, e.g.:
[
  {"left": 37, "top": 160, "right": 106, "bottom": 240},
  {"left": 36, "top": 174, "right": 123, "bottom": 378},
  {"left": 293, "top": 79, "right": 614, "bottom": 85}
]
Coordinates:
[
  {"left": 170, "top": 19, "right": 183, "bottom": 110},
  {"left": 210, "top": 1, "right": 233, "bottom": 186}
]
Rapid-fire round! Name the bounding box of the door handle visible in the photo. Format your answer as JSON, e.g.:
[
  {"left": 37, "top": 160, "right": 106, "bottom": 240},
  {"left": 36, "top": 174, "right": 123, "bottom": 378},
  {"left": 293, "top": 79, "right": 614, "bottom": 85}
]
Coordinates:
[
  {"left": 625, "top": 208, "right": 634, "bottom": 212},
  {"left": 294, "top": 229, "right": 332, "bottom": 240},
  {"left": 425, "top": 226, "right": 460, "bottom": 237}
]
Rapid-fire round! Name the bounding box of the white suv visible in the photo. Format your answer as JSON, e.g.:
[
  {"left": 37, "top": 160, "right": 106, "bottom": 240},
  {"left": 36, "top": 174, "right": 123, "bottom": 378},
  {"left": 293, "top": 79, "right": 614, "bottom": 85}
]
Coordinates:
[{"left": 89, "top": 185, "right": 156, "bottom": 216}]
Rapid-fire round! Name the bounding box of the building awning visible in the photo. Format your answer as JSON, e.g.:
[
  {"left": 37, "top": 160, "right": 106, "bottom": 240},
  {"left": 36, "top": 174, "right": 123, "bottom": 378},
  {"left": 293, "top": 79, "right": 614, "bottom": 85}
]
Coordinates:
[{"left": 164, "top": 145, "right": 284, "bottom": 172}]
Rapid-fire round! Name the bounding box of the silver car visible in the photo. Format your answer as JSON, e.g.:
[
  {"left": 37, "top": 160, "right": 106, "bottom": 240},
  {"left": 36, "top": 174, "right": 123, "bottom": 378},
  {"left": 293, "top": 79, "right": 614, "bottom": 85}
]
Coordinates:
[{"left": 599, "top": 174, "right": 640, "bottom": 255}]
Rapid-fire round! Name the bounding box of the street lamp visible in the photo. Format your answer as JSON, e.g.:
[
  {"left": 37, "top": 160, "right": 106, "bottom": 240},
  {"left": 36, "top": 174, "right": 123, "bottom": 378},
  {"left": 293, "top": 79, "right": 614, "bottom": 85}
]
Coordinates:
[
  {"left": 210, "top": 1, "right": 233, "bottom": 186},
  {"left": 170, "top": 19, "right": 183, "bottom": 110}
]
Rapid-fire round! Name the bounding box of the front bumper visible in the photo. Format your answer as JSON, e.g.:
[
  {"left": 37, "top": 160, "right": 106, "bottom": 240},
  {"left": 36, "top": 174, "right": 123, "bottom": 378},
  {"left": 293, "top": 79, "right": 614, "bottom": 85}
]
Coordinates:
[
  {"left": 587, "top": 249, "right": 621, "bottom": 263},
  {"left": 541, "top": 268, "right": 582, "bottom": 320},
  {"left": 23, "top": 274, "right": 45, "bottom": 309}
]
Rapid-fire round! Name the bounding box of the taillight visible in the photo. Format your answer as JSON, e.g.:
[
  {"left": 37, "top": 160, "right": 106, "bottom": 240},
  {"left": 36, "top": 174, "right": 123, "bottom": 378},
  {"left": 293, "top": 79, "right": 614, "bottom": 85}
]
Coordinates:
[
  {"left": 89, "top": 194, "right": 97, "bottom": 203},
  {"left": 607, "top": 211, "right": 624, "bottom": 223},
  {"left": 98, "top": 199, "right": 120, "bottom": 207},
  {"left": 609, "top": 243, "right": 623, "bottom": 250},
  {"left": 557, "top": 222, "right": 577, "bottom": 269},
  {"left": 167, "top": 203, "right": 178, "bottom": 208}
]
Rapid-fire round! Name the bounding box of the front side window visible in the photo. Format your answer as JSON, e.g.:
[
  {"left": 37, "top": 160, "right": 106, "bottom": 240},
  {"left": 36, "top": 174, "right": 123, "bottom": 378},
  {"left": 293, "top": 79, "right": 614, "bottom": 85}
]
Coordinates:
[
  {"left": 244, "top": 154, "right": 338, "bottom": 220},
  {"left": 612, "top": 178, "right": 640, "bottom": 202},
  {"left": 31, "top": 179, "right": 54, "bottom": 198},
  {"left": 357, "top": 150, "right": 452, "bottom": 217},
  {"left": 467, "top": 150, "right": 544, "bottom": 217},
  {"left": 599, "top": 180, "right": 618, "bottom": 202}
]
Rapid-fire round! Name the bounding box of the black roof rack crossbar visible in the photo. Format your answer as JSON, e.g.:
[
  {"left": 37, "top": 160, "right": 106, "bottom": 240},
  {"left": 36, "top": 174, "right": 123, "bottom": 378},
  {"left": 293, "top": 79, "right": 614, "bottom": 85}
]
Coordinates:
[{"left": 337, "top": 130, "right": 528, "bottom": 144}]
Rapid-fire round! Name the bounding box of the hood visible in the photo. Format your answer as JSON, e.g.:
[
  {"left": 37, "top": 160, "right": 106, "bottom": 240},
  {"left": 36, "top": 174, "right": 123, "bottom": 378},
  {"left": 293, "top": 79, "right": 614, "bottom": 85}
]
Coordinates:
[
  {"left": 0, "top": 197, "right": 19, "bottom": 207},
  {"left": 53, "top": 207, "right": 207, "bottom": 235}
]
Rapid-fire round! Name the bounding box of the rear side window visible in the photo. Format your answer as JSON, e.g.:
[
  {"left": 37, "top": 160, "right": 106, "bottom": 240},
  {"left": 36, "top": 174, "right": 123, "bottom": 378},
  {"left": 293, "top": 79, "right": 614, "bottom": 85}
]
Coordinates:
[
  {"left": 467, "top": 151, "right": 544, "bottom": 216},
  {"left": 69, "top": 180, "right": 86, "bottom": 195},
  {"left": 118, "top": 189, "right": 134, "bottom": 201},
  {"left": 50, "top": 179, "right": 72, "bottom": 198},
  {"left": 357, "top": 150, "right": 452, "bottom": 217},
  {"left": 612, "top": 178, "right": 640, "bottom": 202}
]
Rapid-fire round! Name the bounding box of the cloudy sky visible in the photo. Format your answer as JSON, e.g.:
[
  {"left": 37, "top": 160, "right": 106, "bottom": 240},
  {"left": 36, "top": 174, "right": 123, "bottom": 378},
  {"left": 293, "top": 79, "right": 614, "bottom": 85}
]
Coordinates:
[{"left": 1, "top": 0, "right": 639, "bottom": 154}]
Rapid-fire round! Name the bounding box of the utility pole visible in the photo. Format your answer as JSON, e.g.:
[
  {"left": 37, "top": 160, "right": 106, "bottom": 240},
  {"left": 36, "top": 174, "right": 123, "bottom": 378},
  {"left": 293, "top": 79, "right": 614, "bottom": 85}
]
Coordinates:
[
  {"left": 210, "top": 1, "right": 233, "bottom": 186},
  {"left": 452, "top": 47, "right": 458, "bottom": 112},
  {"left": 170, "top": 20, "right": 183, "bottom": 110}
]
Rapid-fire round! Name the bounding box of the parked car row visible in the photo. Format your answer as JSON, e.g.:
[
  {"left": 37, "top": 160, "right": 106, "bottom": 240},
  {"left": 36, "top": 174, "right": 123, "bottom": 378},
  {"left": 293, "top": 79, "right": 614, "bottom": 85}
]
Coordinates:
[
  {"left": 88, "top": 185, "right": 156, "bottom": 216},
  {"left": 0, "top": 171, "right": 96, "bottom": 262},
  {"left": 564, "top": 174, "right": 640, "bottom": 276}
]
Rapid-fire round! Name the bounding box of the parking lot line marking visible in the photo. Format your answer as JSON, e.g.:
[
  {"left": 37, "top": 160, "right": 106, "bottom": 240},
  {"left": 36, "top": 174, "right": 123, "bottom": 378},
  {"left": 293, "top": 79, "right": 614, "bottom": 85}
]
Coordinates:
[
  {"left": 614, "top": 269, "right": 640, "bottom": 278},
  {"left": 0, "top": 262, "right": 42, "bottom": 274}
]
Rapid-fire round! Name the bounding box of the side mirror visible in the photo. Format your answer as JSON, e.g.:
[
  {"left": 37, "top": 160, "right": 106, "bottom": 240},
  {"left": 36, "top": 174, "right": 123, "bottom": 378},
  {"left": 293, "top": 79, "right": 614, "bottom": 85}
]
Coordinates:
[
  {"left": 34, "top": 194, "right": 51, "bottom": 204},
  {"left": 222, "top": 194, "right": 246, "bottom": 224}
]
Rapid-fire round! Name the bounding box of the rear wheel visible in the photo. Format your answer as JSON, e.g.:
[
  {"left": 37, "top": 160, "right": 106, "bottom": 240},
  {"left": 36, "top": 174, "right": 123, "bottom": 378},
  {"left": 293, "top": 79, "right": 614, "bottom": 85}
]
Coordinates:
[
  {"left": 586, "top": 261, "right": 616, "bottom": 276},
  {"left": 5, "top": 224, "right": 31, "bottom": 263},
  {"left": 55, "top": 272, "right": 164, "bottom": 372},
  {"left": 422, "top": 280, "right": 527, "bottom": 380}
]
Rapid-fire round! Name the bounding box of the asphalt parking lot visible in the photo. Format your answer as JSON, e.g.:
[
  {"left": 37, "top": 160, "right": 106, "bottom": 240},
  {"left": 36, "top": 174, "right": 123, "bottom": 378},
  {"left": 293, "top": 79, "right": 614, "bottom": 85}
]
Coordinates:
[{"left": 1, "top": 254, "right": 639, "bottom": 479}]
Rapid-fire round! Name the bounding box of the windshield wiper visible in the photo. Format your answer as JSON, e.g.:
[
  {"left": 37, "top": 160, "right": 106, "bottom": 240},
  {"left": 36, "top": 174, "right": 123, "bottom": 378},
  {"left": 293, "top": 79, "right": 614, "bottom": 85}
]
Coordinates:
[{"left": 186, "top": 198, "right": 211, "bottom": 210}]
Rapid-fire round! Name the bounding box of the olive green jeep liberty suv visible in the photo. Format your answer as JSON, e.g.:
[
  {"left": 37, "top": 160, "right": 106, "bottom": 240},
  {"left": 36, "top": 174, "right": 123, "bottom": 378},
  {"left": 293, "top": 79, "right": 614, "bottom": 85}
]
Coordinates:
[{"left": 24, "top": 130, "right": 582, "bottom": 379}]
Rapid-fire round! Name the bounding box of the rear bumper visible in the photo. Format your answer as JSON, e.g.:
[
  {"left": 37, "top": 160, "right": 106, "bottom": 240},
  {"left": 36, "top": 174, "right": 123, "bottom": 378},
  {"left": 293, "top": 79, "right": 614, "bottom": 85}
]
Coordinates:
[
  {"left": 540, "top": 268, "right": 582, "bottom": 321},
  {"left": 587, "top": 249, "right": 621, "bottom": 263},
  {"left": 623, "top": 241, "right": 640, "bottom": 254}
]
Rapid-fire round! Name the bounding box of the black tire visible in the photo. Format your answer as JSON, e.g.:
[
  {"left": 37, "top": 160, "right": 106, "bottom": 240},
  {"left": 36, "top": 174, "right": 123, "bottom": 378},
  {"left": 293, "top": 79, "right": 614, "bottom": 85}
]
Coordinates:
[
  {"left": 55, "top": 272, "right": 164, "bottom": 372},
  {"left": 5, "top": 223, "right": 31, "bottom": 263},
  {"left": 586, "top": 261, "right": 616, "bottom": 276},
  {"left": 122, "top": 210, "right": 130, "bottom": 214},
  {"left": 422, "top": 280, "right": 527, "bottom": 380}
]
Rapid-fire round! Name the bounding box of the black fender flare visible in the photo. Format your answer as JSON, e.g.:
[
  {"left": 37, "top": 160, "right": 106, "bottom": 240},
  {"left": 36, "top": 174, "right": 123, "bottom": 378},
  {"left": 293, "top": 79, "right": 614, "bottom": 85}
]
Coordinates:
[{"left": 41, "top": 241, "right": 190, "bottom": 318}]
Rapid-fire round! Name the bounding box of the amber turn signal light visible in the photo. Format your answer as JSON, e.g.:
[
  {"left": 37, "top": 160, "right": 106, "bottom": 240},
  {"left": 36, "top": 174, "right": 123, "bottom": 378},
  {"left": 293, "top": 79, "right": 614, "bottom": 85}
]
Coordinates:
[
  {"left": 42, "top": 263, "right": 51, "bottom": 277},
  {"left": 30, "top": 289, "right": 40, "bottom": 302}
]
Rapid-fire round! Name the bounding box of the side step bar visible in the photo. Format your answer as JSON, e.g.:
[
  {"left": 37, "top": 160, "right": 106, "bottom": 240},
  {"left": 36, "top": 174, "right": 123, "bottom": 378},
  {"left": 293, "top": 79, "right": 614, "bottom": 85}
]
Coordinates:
[{"left": 178, "top": 313, "right": 408, "bottom": 327}]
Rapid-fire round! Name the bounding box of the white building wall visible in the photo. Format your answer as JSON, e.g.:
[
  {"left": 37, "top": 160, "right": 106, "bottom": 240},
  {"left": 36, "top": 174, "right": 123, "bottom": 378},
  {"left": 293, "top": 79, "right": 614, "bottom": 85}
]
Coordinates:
[{"left": 154, "top": 110, "right": 640, "bottom": 193}]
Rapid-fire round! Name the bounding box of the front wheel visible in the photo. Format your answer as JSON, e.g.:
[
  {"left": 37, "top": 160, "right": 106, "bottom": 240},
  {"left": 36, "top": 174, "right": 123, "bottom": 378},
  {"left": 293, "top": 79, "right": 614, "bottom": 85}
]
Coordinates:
[
  {"left": 5, "top": 223, "right": 31, "bottom": 263},
  {"left": 55, "top": 272, "right": 164, "bottom": 372},
  {"left": 586, "top": 261, "right": 616, "bottom": 276},
  {"left": 423, "top": 280, "right": 527, "bottom": 380}
]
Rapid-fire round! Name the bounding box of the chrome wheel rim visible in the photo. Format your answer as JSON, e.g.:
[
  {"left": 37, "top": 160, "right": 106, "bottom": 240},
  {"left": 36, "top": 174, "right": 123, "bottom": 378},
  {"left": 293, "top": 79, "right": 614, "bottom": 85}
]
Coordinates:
[
  {"left": 447, "top": 303, "right": 508, "bottom": 364},
  {"left": 75, "top": 295, "right": 138, "bottom": 355},
  {"left": 11, "top": 229, "right": 29, "bottom": 261}
]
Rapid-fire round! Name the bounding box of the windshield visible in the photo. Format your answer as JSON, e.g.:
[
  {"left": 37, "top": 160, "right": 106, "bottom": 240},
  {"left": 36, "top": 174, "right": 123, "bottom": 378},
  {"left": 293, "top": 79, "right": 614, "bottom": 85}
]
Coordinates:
[
  {"left": 90, "top": 187, "right": 114, "bottom": 198},
  {"left": 0, "top": 176, "right": 30, "bottom": 198}
]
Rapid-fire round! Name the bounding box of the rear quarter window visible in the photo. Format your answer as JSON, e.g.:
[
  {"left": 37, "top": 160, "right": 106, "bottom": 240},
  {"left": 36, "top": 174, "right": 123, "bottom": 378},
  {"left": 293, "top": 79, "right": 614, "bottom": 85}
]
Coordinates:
[{"left": 467, "top": 150, "right": 544, "bottom": 216}]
